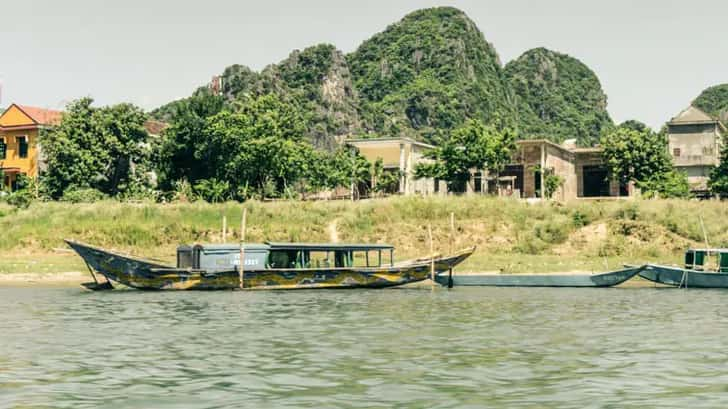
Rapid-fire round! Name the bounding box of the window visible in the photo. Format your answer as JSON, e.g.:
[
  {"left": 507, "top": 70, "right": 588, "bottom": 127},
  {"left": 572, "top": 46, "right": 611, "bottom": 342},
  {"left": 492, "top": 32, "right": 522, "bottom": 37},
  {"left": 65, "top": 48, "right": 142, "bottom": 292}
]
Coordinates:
[
  {"left": 307, "top": 251, "right": 333, "bottom": 268},
  {"left": 473, "top": 172, "right": 482, "bottom": 193},
  {"left": 672, "top": 148, "right": 681, "bottom": 157},
  {"left": 267, "top": 250, "right": 299, "bottom": 269},
  {"left": 17, "top": 136, "right": 28, "bottom": 158},
  {"left": 0, "top": 138, "right": 6, "bottom": 159}
]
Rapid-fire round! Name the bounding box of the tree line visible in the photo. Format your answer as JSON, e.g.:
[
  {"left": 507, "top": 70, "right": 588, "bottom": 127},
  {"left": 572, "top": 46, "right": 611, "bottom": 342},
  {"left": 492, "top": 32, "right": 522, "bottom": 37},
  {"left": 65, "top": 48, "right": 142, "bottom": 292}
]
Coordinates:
[{"left": 1, "top": 94, "right": 726, "bottom": 207}]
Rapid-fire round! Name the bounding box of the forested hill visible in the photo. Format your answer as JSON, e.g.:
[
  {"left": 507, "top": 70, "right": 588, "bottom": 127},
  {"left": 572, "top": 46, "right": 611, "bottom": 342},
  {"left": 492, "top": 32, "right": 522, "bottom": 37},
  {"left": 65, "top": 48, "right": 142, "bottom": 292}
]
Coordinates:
[
  {"left": 693, "top": 84, "right": 728, "bottom": 124},
  {"left": 153, "top": 44, "right": 360, "bottom": 150},
  {"left": 154, "top": 7, "right": 614, "bottom": 147},
  {"left": 505, "top": 48, "right": 612, "bottom": 146},
  {"left": 346, "top": 7, "right": 516, "bottom": 144}
]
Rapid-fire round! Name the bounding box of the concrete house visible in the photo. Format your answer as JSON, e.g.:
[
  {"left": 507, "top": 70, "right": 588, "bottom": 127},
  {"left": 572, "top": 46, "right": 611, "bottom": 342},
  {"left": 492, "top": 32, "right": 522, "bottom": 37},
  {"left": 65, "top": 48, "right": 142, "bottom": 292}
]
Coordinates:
[
  {"left": 468, "top": 140, "right": 628, "bottom": 200},
  {"left": 348, "top": 137, "right": 630, "bottom": 200},
  {"left": 345, "top": 137, "right": 440, "bottom": 195},
  {"left": 667, "top": 106, "right": 725, "bottom": 196}
]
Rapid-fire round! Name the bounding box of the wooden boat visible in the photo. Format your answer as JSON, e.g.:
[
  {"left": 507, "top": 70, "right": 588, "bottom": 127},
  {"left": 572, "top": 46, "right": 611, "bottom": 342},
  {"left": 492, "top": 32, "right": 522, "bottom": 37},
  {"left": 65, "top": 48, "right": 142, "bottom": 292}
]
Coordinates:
[
  {"left": 66, "top": 239, "right": 475, "bottom": 291},
  {"left": 638, "top": 248, "right": 728, "bottom": 288},
  {"left": 433, "top": 265, "right": 645, "bottom": 287}
]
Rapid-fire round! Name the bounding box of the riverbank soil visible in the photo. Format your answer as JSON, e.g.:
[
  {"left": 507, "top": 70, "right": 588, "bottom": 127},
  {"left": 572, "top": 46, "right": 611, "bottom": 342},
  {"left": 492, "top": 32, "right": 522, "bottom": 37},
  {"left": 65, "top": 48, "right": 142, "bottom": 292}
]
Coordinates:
[{"left": 1, "top": 197, "right": 722, "bottom": 285}]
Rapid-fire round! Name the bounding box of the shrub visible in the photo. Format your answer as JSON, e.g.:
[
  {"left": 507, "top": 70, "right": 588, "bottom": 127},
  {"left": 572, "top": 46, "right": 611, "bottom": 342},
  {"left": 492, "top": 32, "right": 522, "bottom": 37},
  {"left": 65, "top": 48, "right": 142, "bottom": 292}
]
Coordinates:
[
  {"left": 61, "top": 187, "right": 109, "bottom": 203},
  {"left": 3, "top": 190, "right": 33, "bottom": 208},
  {"left": 571, "top": 210, "right": 591, "bottom": 228},
  {"left": 194, "top": 179, "right": 230, "bottom": 203}
]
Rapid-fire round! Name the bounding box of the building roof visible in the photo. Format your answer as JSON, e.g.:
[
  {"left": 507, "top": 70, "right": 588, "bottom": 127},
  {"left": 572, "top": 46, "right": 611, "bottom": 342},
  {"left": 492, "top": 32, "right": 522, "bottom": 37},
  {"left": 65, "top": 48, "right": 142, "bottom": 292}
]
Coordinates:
[
  {"left": 15, "top": 105, "right": 63, "bottom": 126},
  {"left": 668, "top": 105, "right": 720, "bottom": 126},
  {"left": 516, "top": 138, "right": 604, "bottom": 154},
  {"left": 345, "top": 137, "right": 435, "bottom": 150}
]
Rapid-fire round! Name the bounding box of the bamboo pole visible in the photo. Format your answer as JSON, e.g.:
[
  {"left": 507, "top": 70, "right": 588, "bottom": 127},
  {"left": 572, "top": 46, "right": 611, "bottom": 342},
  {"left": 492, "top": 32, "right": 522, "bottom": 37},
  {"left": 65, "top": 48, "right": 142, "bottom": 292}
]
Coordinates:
[
  {"left": 428, "top": 224, "right": 434, "bottom": 287},
  {"left": 699, "top": 215, "right": 711, "bottom": 249},
  {"left": 239, "top": 208, "right": 247, "bottom": 290},
  {"left": 222, "top": 215, "right": 227, "bottom": 243},
  {"left": 448, "top": 212, "right": 455, "bottom": 289},
  {"left": 449, "top": 212, "right": 454, "bottom": 255}
]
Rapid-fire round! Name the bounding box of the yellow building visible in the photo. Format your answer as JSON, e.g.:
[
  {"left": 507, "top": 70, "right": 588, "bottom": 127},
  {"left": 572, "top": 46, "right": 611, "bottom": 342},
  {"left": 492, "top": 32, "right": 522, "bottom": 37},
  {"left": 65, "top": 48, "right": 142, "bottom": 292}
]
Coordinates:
[
  {"left": 0, "top": 104, "right": 62, "bottom": 190},
  {"left": 345, "top": 137, "right": 440, "bottom": 195}
]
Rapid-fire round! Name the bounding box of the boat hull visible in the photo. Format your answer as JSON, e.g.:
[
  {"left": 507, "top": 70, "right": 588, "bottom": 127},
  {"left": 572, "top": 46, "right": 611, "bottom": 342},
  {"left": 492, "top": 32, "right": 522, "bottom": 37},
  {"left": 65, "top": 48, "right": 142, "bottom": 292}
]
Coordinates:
[
  {"left": 639, "top": 264, "right": 728, "bottom": 288},
  {"left": 66, "top": 240, "right": 474, "bottom": 291},
  {"left": 434, "top": 266, "right": 645, "bottom": 287}
]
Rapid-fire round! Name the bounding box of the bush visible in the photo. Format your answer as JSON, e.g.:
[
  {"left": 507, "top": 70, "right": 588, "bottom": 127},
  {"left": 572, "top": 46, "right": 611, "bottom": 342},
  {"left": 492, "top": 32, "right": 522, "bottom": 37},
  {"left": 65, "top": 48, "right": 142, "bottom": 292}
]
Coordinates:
[
  {"left": 3, "top": 190, "right": 33, "bottom": 208},
  {"left": 638, "top": 170, "right": 691, "bottom": 199},
  {"left": 194, "top": 179, "right": 230, "bottom": 203},
  {"left": 61, "top": 187, "right": 109, "bottom": 203},
  {"left": 572, "top": 210, "right": 591, "bottom": 228}
]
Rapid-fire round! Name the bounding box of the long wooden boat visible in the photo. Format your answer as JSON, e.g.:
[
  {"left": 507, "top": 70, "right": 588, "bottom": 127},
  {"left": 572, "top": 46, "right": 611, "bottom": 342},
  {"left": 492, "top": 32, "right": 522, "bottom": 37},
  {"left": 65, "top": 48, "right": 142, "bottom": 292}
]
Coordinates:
[
  {"left": 66, "top": 239, "right": 475, "bottom": 291},
  {"left": 433, "top": 265, "right": 645, "bottom": 288},
  {"left": 638, "top": 248, "right": 728, "bottom": 288}
]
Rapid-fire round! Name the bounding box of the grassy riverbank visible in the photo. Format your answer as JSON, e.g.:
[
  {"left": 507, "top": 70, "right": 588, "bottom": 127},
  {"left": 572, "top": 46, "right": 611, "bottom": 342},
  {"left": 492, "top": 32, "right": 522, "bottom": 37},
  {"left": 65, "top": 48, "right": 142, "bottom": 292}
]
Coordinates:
[{"left": 1, "top": 197, "right": 726, "bottom": 279}]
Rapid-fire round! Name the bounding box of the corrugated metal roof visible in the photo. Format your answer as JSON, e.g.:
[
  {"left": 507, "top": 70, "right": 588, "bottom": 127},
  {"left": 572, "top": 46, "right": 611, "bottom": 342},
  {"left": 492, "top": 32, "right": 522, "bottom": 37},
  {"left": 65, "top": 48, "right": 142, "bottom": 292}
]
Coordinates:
[
  {"left": 266, "top": 242, "right": 394, "bottom": 250},
  {"left": 189, "top": 243, "right": 394, "bottom": 251}
]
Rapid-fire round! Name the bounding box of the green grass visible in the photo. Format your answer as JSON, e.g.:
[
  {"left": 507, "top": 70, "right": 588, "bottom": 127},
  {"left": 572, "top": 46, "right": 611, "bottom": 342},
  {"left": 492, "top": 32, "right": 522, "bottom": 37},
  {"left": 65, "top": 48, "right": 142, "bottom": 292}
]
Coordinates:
[{"left": 0, "top": 197, "right": 724, "bottom": 274}]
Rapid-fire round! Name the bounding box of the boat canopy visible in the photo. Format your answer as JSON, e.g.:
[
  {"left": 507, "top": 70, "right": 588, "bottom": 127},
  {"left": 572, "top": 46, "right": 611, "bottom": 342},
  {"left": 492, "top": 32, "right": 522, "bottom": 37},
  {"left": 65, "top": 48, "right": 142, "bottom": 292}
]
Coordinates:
[
  {"left": 266, "top": 242, "right": 394, "bottom": 251},
  {"left": 177, "top": 242, "right": 395, "bottom": 271},
  {"left": 685, "top": 249, "right": 728, "bottom": 273}
]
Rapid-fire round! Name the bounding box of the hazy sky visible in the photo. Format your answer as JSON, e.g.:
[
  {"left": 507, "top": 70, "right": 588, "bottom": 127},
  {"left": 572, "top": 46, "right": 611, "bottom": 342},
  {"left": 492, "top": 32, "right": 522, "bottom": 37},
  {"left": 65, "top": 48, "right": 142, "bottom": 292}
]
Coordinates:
[{"left": 1, "top": 0, "right": 726, "bottom": 129}]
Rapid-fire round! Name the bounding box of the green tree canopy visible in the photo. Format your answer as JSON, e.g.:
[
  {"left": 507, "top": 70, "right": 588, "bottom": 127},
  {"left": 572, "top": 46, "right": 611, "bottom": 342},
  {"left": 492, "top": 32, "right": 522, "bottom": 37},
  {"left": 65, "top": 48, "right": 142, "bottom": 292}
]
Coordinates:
[
  {"left": 709, "top": 134, "right": 728, "bottom": 198},
  {"left": 347, "top": 7, "right": 516, "bottom": 142},
  {"left": 693, "top": 84, "right": 728, "bottom": 123},
  {"left": 600, "top": 127, "right": 689, "bottom": 198},
  {"left": 155, "top": 91, "right": 226, "bottom": 190},
  {"left": 505, "top": 48, "right": 613, "bottom": 146},
  {"left": 194, "top": 94, "right": 310, "bottom": 199},
  {"left": 415, "top": 119, "right": 516, "bottom": 192},
  {"left": 41, "top": 98, "right": 152, "bottom": 199}
]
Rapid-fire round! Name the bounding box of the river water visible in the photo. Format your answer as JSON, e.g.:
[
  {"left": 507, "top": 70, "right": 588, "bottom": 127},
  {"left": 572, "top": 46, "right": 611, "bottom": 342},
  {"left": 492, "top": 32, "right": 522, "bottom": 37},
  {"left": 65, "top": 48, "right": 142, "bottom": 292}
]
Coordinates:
[{"left": 1, "top": 286, "right": 728, "bottom": 408}]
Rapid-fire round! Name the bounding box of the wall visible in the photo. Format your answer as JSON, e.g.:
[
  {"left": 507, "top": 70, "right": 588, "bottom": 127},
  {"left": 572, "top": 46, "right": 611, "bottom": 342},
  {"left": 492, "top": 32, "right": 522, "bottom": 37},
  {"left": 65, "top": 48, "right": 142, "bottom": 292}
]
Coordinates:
[
  {"left": 544, "top": 145, "right": 577, "bottom": 200},
  {"left": 0, "top": 128, "right": 40, "bottom": 178},
  {"left": 668, "top": 122, "right": 721, "bottom": 191}
]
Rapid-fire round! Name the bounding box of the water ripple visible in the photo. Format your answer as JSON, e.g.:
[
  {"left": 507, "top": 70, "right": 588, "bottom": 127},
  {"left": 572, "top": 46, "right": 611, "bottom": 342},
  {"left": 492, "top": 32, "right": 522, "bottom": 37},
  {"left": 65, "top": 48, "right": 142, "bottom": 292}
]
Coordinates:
[{"left": 3, "top": 287, "right": 728, "bottom": 408}]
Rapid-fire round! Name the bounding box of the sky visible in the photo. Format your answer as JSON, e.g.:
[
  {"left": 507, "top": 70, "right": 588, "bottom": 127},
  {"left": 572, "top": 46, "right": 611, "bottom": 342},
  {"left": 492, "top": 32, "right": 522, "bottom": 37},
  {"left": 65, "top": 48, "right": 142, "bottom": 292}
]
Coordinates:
[{"left": 1, "top": 0, "right": 726, "bottom": 129}]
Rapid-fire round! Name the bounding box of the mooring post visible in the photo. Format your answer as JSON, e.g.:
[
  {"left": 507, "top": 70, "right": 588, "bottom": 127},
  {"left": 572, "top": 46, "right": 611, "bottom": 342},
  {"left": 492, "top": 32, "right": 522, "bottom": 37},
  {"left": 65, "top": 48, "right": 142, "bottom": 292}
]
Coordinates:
[
  {"left": 448, "top": 212, "right": 455, "bottom": 289},
  {"left": 222, "top": 215, "right": 227, "bottom": 243},
  {"left": 428, "top": 224, "right": 434, "bottom": 287},
  {"left": 239, "top": 208, "right": 247, "bottom": 290}
]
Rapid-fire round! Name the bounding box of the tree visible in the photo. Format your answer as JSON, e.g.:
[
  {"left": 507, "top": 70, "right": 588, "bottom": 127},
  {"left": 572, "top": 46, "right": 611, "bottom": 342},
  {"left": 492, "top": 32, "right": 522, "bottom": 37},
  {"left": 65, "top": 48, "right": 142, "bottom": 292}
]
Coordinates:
[
  {"left": 415, "top": 119, "right": 516, "bottom": 192},
  {"left": 41, "top": 98, "right": 153, "bottom": 199},
  {"left": 155, "top": 91, "right": 225, "bottom": 191},
  {"left": 601, "top": 127, "right": 689, "bottom": 198},
  {"left": 194, "top": 94, "right": 313, "bottom": 199},
  {"left": 533, "top": 165, "right": 565, "bottom": 199},
  {"left": 709, "top": 134, "right": 728, "bottom": 198},
  {"left": 618, "top": 119, "right": 650, "bottom": 133}
]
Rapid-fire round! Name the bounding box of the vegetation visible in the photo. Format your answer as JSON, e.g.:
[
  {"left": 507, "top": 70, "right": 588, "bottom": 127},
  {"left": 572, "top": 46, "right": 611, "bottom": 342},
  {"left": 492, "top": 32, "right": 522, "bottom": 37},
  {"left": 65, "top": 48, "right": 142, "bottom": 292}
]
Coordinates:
[
  {"left": 415, "top": 120, "right": 516, "bottom": 192},
  {"left": 601, "top": 126, "right": 689, "bottom": 198},
  {"left": 157, "top": 93, "right": 380, "bottom": 200},
  {"left": 1, "top": 196, "right": 727, "bottom": 275},
  {"left": 41, "top": 98, "right": 154, "bottom": 199},
  {"left": 709, "top": 133, "right": 728, "bottom": 198},
  {"left": 693, "top": 83, "right": 728, "bottom": 123},
  {"left": 537, "top": 166, "right": 566, "bottom": 199},
  {"left": 347, "top": 7, "right": 516, "bottom": 143},
  {"left": 155, "top": 44, "right": 360, "bottom": 150},
  {"left": 505, "top": 48, "right": 613, "bottom": 146}
]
